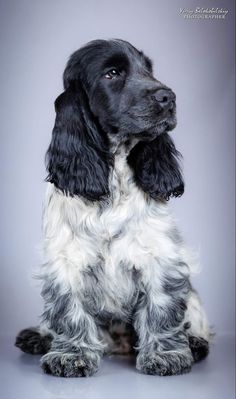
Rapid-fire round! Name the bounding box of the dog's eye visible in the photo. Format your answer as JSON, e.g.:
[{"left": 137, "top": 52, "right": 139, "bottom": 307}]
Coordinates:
[{"left": 105, "top": 68, "right": 119, "bottom": 79}]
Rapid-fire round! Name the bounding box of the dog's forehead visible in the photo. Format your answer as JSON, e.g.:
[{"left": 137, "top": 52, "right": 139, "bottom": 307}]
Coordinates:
[
  {"left": 63, "top": 39, "right": 152, "bottom": 88},
  {"left": 103, "top": 39, "right": 152, "bottom": 72},
  {"left": 84, "top": 39, "right": 152, "bottom": 72}
]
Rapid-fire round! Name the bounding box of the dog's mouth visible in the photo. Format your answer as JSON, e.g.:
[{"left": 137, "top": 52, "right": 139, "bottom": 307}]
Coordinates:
[
  {"left": 152, "top": 107, "right": 177, "bottom": 134},
  {"left": 105, "top": 102, "right": 177, "bottom": 141}
]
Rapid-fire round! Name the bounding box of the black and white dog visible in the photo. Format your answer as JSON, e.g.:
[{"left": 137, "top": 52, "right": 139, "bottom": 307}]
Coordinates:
[{"left": 15, "top": 39, "right": 210, "bottom": 377}]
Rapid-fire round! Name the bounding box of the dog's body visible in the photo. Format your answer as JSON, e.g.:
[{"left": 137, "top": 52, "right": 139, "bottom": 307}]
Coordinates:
[{"left": 16, "top": 39, "right": 210, "bottom": 377}]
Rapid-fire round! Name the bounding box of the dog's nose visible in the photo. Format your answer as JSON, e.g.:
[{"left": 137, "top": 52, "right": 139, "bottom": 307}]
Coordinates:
[{"left": 155, "top": 89, "right": 176, "bottom": 110}]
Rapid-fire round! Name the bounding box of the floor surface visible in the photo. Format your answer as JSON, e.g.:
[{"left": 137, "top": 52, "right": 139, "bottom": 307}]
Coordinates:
[{"left": 0, "top": 334, "right": 235, "bottom": 399}]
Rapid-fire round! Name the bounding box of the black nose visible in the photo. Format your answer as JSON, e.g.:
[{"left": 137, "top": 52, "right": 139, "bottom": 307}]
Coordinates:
[{"left": 155, "top": 89, "right": 176, "bottom": 110}]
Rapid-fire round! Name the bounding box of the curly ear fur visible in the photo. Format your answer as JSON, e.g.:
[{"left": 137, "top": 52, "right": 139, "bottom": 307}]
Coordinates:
[
  {"left": 127, "top": 133, "right": 184, "bottom": 200},
  {"left": 46, "top": 82, "right": 112, "bottom": 201}
]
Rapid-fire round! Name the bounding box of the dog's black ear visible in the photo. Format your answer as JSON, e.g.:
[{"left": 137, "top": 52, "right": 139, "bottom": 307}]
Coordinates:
[
  {"left": 46, "top": 82, "right": 112, "bottom": 201},
  {"left": 127, "top": 133, "right": 184, "bottom": 200}
]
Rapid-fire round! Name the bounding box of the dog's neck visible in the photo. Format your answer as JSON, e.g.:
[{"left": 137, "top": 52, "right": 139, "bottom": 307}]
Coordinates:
[
  {"left": 109, "top": 137, "right": 139, "bottom": 157},
  {"left": 108, "top": 139, "right": 139, "bottom": 202}
]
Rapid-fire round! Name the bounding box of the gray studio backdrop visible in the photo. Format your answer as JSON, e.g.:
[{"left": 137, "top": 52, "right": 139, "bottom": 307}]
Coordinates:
[{"left": 0, "top": 0, "right": 235, "bottom": 337}]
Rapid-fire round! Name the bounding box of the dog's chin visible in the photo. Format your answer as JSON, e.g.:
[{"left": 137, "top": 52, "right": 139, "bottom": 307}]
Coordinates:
[
  {"left": 107, "top": 114, "right": 177, "bottom": 146},
  {"left": 155, "top": 118, "right": 176, "bottom": 134},
  {"left": 144, "top": 115, "right": 177, "bottom": 139}
]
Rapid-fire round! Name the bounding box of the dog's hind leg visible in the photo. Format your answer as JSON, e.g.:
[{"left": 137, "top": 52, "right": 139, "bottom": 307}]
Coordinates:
[{"left": 15, "top": 326, "right": 53, "bottom": 355}]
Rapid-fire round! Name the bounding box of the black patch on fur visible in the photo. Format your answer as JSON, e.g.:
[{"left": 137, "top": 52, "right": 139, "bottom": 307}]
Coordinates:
[
  {"left": 189, "top": 336, "right": 209, "bottom": 362},
  {"left": 163, "top": 272, "right": 191, "bottom": 296},
  {"left": 184, "top": 321, "right": 191, "bottom": 330},
  {"left": 15, "top": 328, "right": 52, "bottom": 354},
  {"left": 128, "top": 133, "right": 184, "bottom": 200},
  {"left": 145, "top": 297, "right": 187, "bottom": 334}
]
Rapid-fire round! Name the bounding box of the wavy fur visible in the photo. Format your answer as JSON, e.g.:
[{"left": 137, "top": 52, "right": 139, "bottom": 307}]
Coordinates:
[{"left": 15, "top": 39, "right": 210, "bottom": 377}]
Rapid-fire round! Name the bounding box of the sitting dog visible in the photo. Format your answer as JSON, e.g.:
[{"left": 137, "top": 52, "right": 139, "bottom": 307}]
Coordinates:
[{"left": 15, "top": 39, "right": 210, "bottom": 377}]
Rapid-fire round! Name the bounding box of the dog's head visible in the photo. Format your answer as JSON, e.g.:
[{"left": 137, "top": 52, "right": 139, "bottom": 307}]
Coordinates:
[{"left": 46, "top": 39, "right": 184, "bottom": 201}]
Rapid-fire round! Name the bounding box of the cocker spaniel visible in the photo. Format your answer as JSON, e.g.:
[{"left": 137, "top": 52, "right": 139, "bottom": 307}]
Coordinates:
[{"left": 15, "top": 39, "right": 210, "bottom": 377}]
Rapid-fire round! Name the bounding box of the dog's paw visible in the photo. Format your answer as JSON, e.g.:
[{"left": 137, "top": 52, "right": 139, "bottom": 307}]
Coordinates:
[
  {"left": 136, "top": 349, "right": 193, "bottom": 376},
  {"left": 189, "top": 336, "right": 209, "bottom": 362},
  {"left": 15, "top": 328, "right": 52, "bottom": 355},
  {"left": 40, "top": 351, "right": 100, "bottom": 377}
]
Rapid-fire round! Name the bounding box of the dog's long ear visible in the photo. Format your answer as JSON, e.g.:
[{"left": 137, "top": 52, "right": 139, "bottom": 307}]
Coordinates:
[
  {"left": 127, "top": 133, "right": 184, "bottom": 200},
  {"left": 46, "top": 82, "right": 112, "bottom": 201}
]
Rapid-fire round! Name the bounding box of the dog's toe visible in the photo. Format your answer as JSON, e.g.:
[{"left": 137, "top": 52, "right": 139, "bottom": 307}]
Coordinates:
[
  {"left": 136, "top": 349, "right": 193, "bottom": 376},
  {"left": 40, "top": 351, "right": 100, "bottom": 377}
]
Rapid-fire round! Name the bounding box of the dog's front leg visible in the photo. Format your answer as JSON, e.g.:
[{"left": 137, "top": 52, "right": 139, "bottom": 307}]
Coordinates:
[
  {"left": 134, "top": 264, "right": 193, "bottom": 376},
  {"left": 40, "top": 281, "right": 105, "bottom": 377}
]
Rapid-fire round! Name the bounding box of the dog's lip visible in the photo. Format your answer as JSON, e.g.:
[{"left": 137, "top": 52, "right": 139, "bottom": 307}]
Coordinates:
[
  {"left": 149, "top": 115, "right": 176, "bottom": 135},
  {"left": 156, "top": 111, "right": 177, "bottom": 129}
]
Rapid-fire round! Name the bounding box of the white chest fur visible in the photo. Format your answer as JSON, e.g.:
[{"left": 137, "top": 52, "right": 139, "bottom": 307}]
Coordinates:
[{"left": 41, "top": 147, "right": 190, "bottom": 316}]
